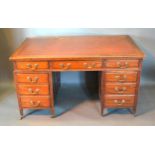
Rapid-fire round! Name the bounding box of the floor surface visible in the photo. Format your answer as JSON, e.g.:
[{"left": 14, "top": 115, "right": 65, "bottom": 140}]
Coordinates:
[{"left": 0, "top": 82, "right": 155, "bottom": 126}]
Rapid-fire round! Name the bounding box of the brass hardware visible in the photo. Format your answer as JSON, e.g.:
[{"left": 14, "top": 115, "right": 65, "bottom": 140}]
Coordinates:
[
  {"left": 59, "top": 63, "right": 65, "bottom": 69},
  {"left": 26, "top": 63, "right": 39, "bottom": 70},
  {"left": 88, "top": 66, "right": 92, "bottom": 69},
  {"left": 28, "top": 88, "right": 40, "bottom": 94},
  {"left": 117, "top": 62, "right": 129, "bottom": 68},
  {"left": 115, "top": 75, "right": 127, "bottom": 82},
  {"left": 27, "top": 76, "right": 39, "bottom": 83},
  {"left": 114, "top": 99, "right": 126, "bottom": 105},
  {"left": 59, "top": 63, "right": 71, "bottom": 70},
  {"left": 27, "top": 64, "right": 32, "bottom": 69},
  {"left": 33, "top": 77, "right": 39, "bottom": 83},
  {"left": 34, "top": 64, "right": 39, "bottom": 69},
  {"left": 125, "top": 62, "right": 129, "bottom": 68},
  {"left": 27, "top": 76, "right": 32, "bottom": 82},
  {"left": 28, "top": 88, "right": 32, "bottom": 93},
  {"left": 83, "top": 63, "right": 96, "bottom": 69},
  {"left": 114, "top": 87, "right": 127, "bottom": 93},
  {"left": 29, "top": 100, "right": 41, "bottom": 107},
  {"left": 84, "top": 63, "right": 88, "bottom": 68},
  {"left": 66, "top": 63, "right": 71, "bottom": 69}
]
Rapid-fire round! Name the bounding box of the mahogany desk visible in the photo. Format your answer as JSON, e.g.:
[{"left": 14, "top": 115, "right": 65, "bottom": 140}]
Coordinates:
[{"left": 9, "top": 35, "right": 144, "bottom": 119}]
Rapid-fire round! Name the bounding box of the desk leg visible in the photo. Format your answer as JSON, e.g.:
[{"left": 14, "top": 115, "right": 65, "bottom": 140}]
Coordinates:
[
  {"left": 53, "top": 72, "right": 61, "bottom": 96},
  {"left": 49, "top": 72, "right": 55, "bottom": 118},
  {"left": 100, "top": 71, "right": 105, "bottom": 116},
  {"left": 13, "top": 71, "right": 24, "bottom": 120},
  {"left": 19, "top": 109, "right": 24, "bottom": 120},
  {"left": 17, "top": 90, "right": 24, "bottom": 120},
  {"left": 101, "top": 103, "right": 104, "bottom": 116},
  {"left": 132, "top": 63, "right": 142, "bottom": 116}
]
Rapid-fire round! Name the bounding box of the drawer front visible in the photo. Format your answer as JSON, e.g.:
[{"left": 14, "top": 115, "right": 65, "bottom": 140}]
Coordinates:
[
  {"left": 18, "top": 84, "right": 49, "bottom": 95},
  {"left": 104, "top": 59, "right": 139, "bottom": 69},
  {"left": 104, "top": 95, "right": 135, "bottom": 107},
  {"left": 105, "top": 83, "right": 136, "bottom": 94},
  {"left": 16, "top": 73, "right": 49, "bottom": 84},
  {"left": 104, "top": 72, "right": 137, "bottom": 82},
  {"left": 20, "top": 96, "right": 50, "bottom": 108},
  {"left": 51, "top": 61, "right": 102, "bottom": 70},
  {"left": 16, "top": 61, "right": 48, "bottom": 70}
]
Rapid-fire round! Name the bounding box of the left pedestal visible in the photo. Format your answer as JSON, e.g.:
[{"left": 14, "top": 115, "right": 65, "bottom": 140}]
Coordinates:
[{"left": 13, "top": 61, "right": 55, "bottom": 119}]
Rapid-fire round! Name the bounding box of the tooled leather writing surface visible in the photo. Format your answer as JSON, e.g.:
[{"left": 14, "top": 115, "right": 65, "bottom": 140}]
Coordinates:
[{"left": 10, "top": 35, "right": 144, "bottom": 60}]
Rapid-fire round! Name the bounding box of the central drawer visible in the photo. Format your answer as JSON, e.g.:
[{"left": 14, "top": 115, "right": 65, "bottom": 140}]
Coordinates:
[
  {"left": 51, "top": 60, "right": 102, "bottom": 70},
  {"left": 17, "top": 84, "right": 49, "bottom": 95}
]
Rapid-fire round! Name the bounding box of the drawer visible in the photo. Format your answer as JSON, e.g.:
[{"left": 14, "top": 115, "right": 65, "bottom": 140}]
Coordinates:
[
  {"left": 104, "top": 59, "right": 139, "bottom": 69},
  {"left": 16, "top": 61, "right": 48, "bottom": 70},
  {"left": 104, "top": 95, "right": 135, "bottom": 107},
  {"left": 104, "top": 72, "right": 137, "bottom": 82},
  {"left": 105, "top": 83, "right": 136, "bottom": 94},
  {"left": 20, "top": 96, "right": 50, "bottom": 108},
  {"left": 51, "top": 61, "right": 102, "bottom": 70},
  {"left": 16, "top": 73, "right": 49, "bottom": 84},
  {"left": 17, "top": 84, "right": 49, "bottom": 95}
]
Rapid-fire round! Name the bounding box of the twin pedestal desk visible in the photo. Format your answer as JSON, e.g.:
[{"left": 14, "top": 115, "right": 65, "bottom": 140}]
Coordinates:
[{"left": 10, "top": 35, "right": 144, "bottom": 119}]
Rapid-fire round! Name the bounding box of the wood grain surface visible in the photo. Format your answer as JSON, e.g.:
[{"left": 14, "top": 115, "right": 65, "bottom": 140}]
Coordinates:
[{"left": 10, "top": 35, "right": 144, "bottom": 61}]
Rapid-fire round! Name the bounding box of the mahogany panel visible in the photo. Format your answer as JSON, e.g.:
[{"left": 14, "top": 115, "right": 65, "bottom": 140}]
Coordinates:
[
  {"left": 104, "top": 95, "right": 135, "bottom": 107},
  {"left": 104, "top": 59, "right": 139, "bottom": 69},
  {"left": 16, "top": 61, "right": 48, "bottom": 70},
  {"left": 105, "top": 83, "right": 136, "bottom": 94},
  {"left": 16, "top": 73, "right": 49, "bottom": 83},
  {"left": 104, "top": 71, "right": 137, "bottom": 82},
  {"left": 51, "top": 60, "right": 102, "bottom": 71},
  {"left": 20, "top": 96, "right": 50, "bottom": 108},
  {"left": 17, "top": 84, "right": 49, "bottom": 95}
]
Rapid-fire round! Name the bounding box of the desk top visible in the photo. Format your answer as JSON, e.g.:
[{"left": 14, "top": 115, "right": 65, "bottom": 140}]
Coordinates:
[{"left": 10, "top": 35, "right": 144, "bottom": 61}]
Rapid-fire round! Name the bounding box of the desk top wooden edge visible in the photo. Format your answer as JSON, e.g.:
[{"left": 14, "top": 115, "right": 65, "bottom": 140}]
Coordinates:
[{"left": 9, "top": 35, "right": 145, "bottom": 61}]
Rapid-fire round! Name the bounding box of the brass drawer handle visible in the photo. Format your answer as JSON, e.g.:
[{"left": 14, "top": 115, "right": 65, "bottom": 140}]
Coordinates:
[
  {"left": 84, "top": 63, "right": 91, "bottom": 69},
  {"left": 34, "top": 64, "right": 39, "bottom": 69},
  {"left": 114, "top": 99, "right": 126, "bottom": 105},
  {"left": 114, "top": 87, "right": 127, "bottom": 94},
  {"left": 27, "top": 76, "right": 39, "bottom": 83},
  {"left": 59, "top": 63, "right": 71, "bottom": 70},
  {"left": 115, "top": 75, "right": 127, "bottom": 82},
  {"left": 29, "top": 100, "right": 40, "bottom": 107},
  {"left": 28, "top": 88, "right": 40, "bottom": 94},
  {"left": 83, "top": 63, "right": 96, "bottom": 69},
  {"left": 27, "top": 64, "right": 32, "bottom": 69},
  {"left": 117, "top": 62, "right": 129, "bottom": 68},
  {"left": 27, "top": 63, "right": 39, "bottom": 70},
  {"left": 59, "top": 63, "right": 65, "bottom": 69}
]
